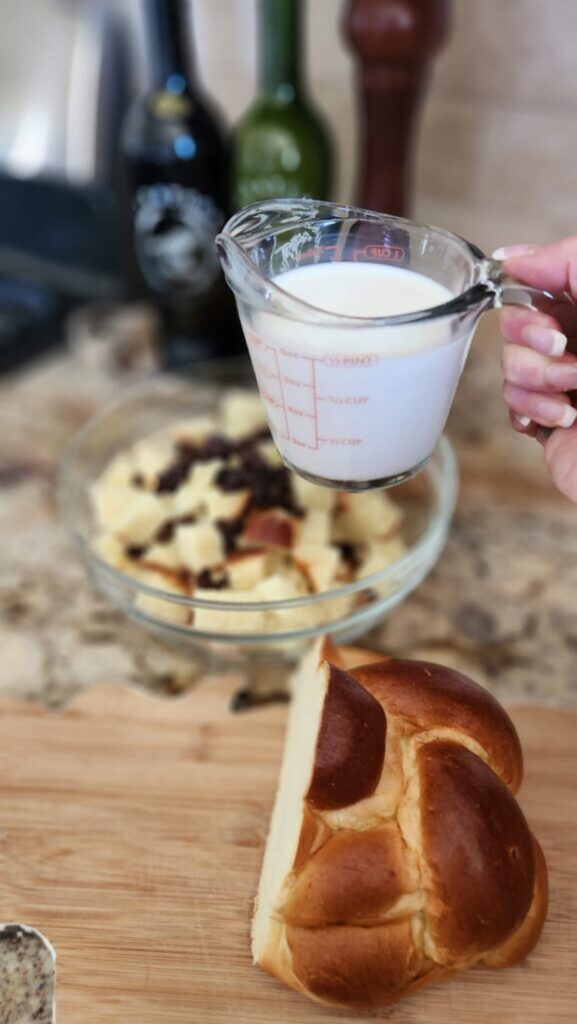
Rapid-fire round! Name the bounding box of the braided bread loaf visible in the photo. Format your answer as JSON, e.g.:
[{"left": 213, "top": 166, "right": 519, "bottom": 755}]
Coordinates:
[{"left": 252, "top": 640, "right": 548, "bottom": 1010}]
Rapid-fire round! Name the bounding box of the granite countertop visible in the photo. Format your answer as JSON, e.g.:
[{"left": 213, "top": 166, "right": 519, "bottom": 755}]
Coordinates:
[{"left": 1, "top": 312, "right": 576, "bottom": 709}]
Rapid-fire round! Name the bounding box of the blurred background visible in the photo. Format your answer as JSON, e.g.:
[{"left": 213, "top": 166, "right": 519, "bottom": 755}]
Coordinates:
[{"left": 0, "top": 0, "right": 573, "bottom": 373}]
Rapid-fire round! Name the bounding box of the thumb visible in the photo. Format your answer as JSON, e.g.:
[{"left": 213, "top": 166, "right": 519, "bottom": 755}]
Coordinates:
[
  {"left": 543, "top": 423, "right": 577, "bottom": 503},
  {"left": 496, "top": 237, "right": 577, "bottom": 297}
]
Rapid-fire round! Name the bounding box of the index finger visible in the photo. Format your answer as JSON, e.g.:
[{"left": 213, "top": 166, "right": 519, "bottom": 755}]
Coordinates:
[{"left": 498, "top": 236, "right": 577, "bottom": 296}]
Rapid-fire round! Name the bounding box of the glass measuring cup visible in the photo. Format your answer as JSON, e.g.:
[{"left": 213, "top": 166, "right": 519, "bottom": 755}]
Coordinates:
[{"left": 216, "top": 199, "right": 560, "bottom": 490}]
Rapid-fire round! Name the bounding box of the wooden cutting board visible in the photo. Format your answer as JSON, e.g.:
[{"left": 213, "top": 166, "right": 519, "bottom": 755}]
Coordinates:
[{"left": 0, "top": 679, "right": 574, "bottom": 1024}]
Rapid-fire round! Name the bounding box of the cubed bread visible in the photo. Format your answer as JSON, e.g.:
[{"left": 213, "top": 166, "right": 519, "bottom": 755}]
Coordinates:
[
  {"left": 298, "top": 510, "right": 331, "bottom": 547},
  {"left": 172, "top": 460, "right": 224, "bottom": 517},
  {"left": 204, "top": 488, "right": 250, "bottom": 523},
  {"left": 131, "top": 438, "right": 173, "bottom": 487},
  {"left": 252, "top": 641, "right": 548, "bottom": 1011},
  {"left": 258, "top": 572, "right": 313, "bottom": 631},
  {"left": 334, "top": 491, "right": 403, "bottom": 543},
  {"left": 177, "top": 523, "right": 224, "bottom": 572},
  {"left": 141, "top": 541, "right": 181, "bottom": 571},
  {"left": 113, "top": 491, "right": 171, "bottom": 545},
  {"left": 292, "top": 474, "right": 335, "bottom": 512},
  {"left": 359, "top": 536, "right": 408, "bottom": 581},
  {"left": 91, "top": 483, "right": 137, "bottom": 531},
  {"left": 293, "top": 544, "right": 340, "bottom": 593},
  {"left": 227, "top": 548, "right": 269, "bottom": 590},
  {"left": 92, "top": 531, "right": 129, "bottom": 570},
  {"left": 134, "top": 568, "right": 190, "bottom": 625}
]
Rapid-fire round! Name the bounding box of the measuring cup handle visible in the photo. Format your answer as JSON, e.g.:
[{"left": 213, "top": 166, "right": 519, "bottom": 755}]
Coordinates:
[
  {"left": 482, "top": 257, "right": 577, "bottom": 313},
  {"left": 481, "top": 257, "right": 577, "bottom": 442}
]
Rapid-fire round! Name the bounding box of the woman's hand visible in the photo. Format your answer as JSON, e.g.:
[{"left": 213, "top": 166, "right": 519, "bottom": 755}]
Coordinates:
[{"left": 494, "top": 238, "right": 577, "bottom": 501}]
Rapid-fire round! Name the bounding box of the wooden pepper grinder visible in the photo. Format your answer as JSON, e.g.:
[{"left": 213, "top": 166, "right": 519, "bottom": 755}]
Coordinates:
[{"left": 343, "top": 0, "right": 451, "bottom": 215}]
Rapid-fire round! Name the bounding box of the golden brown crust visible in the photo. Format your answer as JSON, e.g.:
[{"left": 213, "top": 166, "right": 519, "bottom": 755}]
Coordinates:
[
  {"left": 305, "top": 664, "right": 386, "bottom": 811},
  {"left": 351, "top": 659, "right": 524, "bottom": 791},
  {"left": 481, "top": 836, "right": 549, "bottom": 969},
  {"left": 282, "top": 825, "right": 418, "bottom": 927},
  {"left": 255, "top": 644, "right": 547, "bottom": 1011},
  {"left": 419, "top": 740, "right": 535, "bottom": 961},
  {"left": 287, "top": 920, "right": 422, "bottom": 1010}
]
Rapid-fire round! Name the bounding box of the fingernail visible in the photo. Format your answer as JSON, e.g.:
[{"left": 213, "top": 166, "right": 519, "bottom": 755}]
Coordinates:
[
  {"left": 492, "top": 244, "right": 537, "bottom": 260},
  {"left": 522, "top": 325, "right": 567, "bottom": 356},
  {"left": 513, "top": 415, "right": 532, "bottom": 428},
  {"left": 535, "top": 397, "right": 577, "bottom": 427},
  {"left": 546, "top": 362, "right": 577, "bottom": 389}
]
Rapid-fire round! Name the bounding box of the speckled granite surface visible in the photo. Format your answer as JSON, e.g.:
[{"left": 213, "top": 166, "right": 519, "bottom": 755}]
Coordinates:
[
  {"left": 0, "top": 313, "right": 575, "bottom": 708},
  {"left": 0, "top": 925, "right": 55, "bottom": 1023}
]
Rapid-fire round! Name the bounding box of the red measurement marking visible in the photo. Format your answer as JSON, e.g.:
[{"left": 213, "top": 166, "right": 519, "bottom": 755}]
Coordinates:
[
  {"left": 323, "top": 355, "right": 378, "bottom": 368},
  {"left": 318, "top": 437, "right": 363, "bottom": 446},
  {"left": 254, "top": 358, "right": 279, "bottom": 379},
  {"left": 317, "top": 395, "right": 369, "bottom": 405},
  {"left": 290, "top": 437, "right": 317, "bottom": 450},
  {"left": 273, "top": 348, "right": 290, "bottom": 438},
  {"left": 284, "top": 376, "right": 313, "bottom": 388},
  {"left": 279, "top": 347, "right": 307, "bottom": 361},
  {"left": 352, "top": 244, "right": 405, "bottom": 263},
  {"left": 245, "top": 327, "right": 263, "bottom": 347},
  {"left": 287, "top": 405, "right": 314, "bottom": 418},
  {"left": 311, "top": 359, "right": 319, "bottom": 449},
  {"left": 260, "top": 388, "right": 282, "bottom": 408}
]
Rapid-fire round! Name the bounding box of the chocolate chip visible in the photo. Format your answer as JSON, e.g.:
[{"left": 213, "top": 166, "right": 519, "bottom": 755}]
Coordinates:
[
  {"left": 154, "top": 513, "right": 197, "bottom": 544},
  {"left": 155, "top": 442, "right": 198, "bottom": 493},
  {"left": 216, "top": 467, "right": 251, "bottom": 492},
  {"left": 175, "top": 440, "right": 197, "bottom": 460},
  {"left": 215, "top": 516, "right": 244, "bottom": 555},
  {"left": 238, "top": 447, "right": 268, "bottom": 471},
  {"left": 251, "top": 466, "right": 298, "bottom": 513},
  {"left": 334, "top": 541, "right": 361, "bottom": 571},
  {"left": 197, "top": 567, "right": 229, "bottom": 589},
  {"left": 156, "top": 460, "right": 194, "bottom": 494},
  {"left": 131, "top": 472, "right": 145, "bottom": 488},
  {"left": 126, "top": 544, "right": 146, "bottom": 560},
  {"left": 155, "top": 520, "right": 176, "bottom": 544},
  {"left": 196, "top": 434, "right": 233, "bottom": 461}
]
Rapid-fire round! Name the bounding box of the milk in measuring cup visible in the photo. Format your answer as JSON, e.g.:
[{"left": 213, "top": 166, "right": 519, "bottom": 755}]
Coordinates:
[{"left": 244, "top": 262, "right": 470, "bottom": 485}]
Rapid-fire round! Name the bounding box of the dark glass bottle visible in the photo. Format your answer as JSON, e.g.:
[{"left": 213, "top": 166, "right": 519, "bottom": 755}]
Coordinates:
[
  {"left": 123, "top": 0, "right": 242, "bottom": 365},
  {"left": 233, "top": 0, "right": 333, "bottom": 209}
]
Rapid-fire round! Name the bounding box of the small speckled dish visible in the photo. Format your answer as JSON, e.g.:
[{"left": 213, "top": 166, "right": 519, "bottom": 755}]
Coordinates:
[{"left": 59, "top": 360, "right": 458, "bottom": 671}]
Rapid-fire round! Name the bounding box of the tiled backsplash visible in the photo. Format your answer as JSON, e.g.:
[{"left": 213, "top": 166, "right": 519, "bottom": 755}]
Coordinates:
[
  {"left": 0, "top": 0, "right": 570, "bottom": 254},
  {"left": 191, "top": 0, "right": 575, "bottom": 253},
  {"left": 415, "top": 0, "right": 577, "bottom": 252}
]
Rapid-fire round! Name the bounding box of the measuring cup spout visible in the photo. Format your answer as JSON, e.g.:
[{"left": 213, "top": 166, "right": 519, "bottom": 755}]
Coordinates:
[
  {"left": 216, "top": 199, "right": 359, "bottom": 319},
  {"left": 215, "top": 230, "right": 264, "bottom": 313}
]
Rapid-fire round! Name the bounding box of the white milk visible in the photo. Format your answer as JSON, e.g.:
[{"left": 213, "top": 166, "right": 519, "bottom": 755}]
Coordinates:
[{"left": 242, "top": 262, "right": 471, "bottom": 483}]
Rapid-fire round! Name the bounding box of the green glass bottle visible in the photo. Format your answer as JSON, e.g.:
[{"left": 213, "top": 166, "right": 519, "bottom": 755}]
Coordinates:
[{"left": 233, "top": 0, "right": 333, "bottom": 208}]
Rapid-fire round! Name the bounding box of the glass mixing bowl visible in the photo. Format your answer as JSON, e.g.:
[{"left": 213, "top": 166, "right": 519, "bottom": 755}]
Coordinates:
[{"left": 59, "top": 360, "right": 458, "bottom": 673}]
